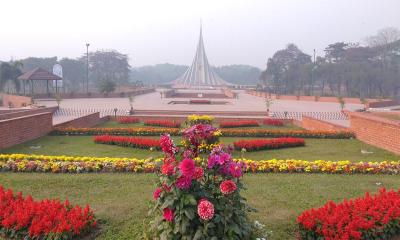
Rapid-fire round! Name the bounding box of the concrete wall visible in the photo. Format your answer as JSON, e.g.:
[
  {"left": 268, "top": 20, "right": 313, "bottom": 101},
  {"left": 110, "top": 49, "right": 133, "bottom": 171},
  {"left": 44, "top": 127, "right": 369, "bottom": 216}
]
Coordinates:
[
  {"left": 367, "top": 100, "right": 400, "bottom": 108},
  {"left": 33, "top": 88, "right": 154, "bottom": 99},
  {"left": 54, "top": 112, "right": 101, "bottom": 128},
  {"left": 348, "top": 112, "right": 400, "bottom": 154},
  {"left": 0, "top": 112, "right": 53, "bottom": 149}
]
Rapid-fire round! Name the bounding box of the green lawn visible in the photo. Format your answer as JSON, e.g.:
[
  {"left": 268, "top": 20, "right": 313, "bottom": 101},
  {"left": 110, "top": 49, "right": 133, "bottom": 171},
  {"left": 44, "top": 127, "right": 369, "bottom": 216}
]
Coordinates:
[
  {"left": 1, "top": 173, "right": 399, "bottom": 239},
  {"left": 1, "top": 135, "right": 398, "bottom": 161}
]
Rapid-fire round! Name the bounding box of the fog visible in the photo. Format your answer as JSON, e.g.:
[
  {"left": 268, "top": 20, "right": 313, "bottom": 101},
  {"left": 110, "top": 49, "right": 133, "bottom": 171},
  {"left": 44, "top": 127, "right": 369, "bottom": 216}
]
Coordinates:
[{"left": 1, "top": 0, "right": 399, "bottom": 68}]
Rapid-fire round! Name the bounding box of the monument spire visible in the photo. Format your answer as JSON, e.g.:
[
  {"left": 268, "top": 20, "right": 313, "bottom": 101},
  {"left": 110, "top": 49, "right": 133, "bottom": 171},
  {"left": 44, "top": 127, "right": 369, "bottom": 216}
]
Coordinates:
[{"left": 174, "top": 25, "right": 229, "bottom": 87}]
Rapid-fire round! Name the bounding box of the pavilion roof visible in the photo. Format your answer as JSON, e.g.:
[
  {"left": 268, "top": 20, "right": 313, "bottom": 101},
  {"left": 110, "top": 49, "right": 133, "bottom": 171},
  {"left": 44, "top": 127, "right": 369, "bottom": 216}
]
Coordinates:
[{"left": 18, "top": 67, "right": 62, "bottom": 81}]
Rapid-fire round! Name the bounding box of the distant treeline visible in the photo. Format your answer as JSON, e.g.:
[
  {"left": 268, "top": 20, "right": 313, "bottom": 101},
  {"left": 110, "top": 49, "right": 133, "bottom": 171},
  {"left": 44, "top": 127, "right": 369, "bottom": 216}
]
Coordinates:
[{"left": 260, "top": 27, "right": 400, "bottom": 98}]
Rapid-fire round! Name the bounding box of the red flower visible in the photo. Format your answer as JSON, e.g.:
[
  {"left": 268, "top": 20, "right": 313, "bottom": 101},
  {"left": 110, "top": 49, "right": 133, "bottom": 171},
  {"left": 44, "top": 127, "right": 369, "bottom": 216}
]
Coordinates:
[
  {"left": 163, "top": 208, "right": 174, "bottom": 222},
  {"left": 179, "top": 158, "right": 195, "bottom": 177},
  {"left": 176, "top": 176, "right": 192, "bottom": 190},
  {"left": 197, "top": 199, "right": 214, "bottom": 221},
  {"left": 220, "top": 180, "right": 237, "bottom": 195},
  {"left": 153, "top": 187, "right": 162, "bottom": 200},
  {"left": 193, "top": 167, "right": 204, "bottom": 180},
  {"left": 233, "top": 137, "right": 305, "bottom": 152}
]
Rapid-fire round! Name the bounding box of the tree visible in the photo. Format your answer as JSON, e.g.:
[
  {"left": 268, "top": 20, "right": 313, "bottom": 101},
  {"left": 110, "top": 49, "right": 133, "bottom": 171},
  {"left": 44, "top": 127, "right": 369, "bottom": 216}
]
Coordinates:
[
  {"left": 0, "top": 61, "right": 23, "bottom": 93},
  {"left": 97, "top": 78, "right": 116, "bottom": 94},
  {"left": 59, "top": 58, "right": 86, "bottom": 92},
  {"left": 86, "top": 50, "right": 131, "bottom": 90}
]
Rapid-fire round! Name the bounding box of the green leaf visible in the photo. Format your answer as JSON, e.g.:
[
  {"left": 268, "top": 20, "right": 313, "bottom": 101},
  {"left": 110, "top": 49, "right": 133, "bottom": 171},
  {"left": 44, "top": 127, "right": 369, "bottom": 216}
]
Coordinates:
[{"left": 193, "top": 229, "right": 203, "bottom": 240}]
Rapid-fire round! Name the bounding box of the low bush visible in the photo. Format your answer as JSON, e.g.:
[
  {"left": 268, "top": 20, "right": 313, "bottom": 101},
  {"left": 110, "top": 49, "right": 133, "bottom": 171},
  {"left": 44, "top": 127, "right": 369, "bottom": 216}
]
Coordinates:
[
  {"left": 117, "top": 116, "right": 140, "bottom": 124},
  {"left": 0, "top": 186, "right": 96, "bottom": 240},
  {"left": 297, "top": 188, "right": 400, "bottom": 240},
  {"left": 233, "top": 138, "right": 305, "bottom": 151},
  {"left": 94, "top": 135, "right": 160, "bottom": 149},
  {"left": 219, "top": 120, "right": 259, "bottom": 128},
  {"left": 144, "top": 120, "right": 181, "bottom": 128}
]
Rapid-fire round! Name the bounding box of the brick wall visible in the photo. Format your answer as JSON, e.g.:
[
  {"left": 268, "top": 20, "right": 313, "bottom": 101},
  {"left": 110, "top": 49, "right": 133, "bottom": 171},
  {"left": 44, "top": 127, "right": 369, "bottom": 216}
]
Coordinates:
[
  {"left": 0, "top": 107, "right": 58, "bottom": 121},
  {"left": 348, "top": 112, "right": 400, "bottom": 154},
  {"left": 246, "top": 90, "right": 377, "bottom": 104},
  {"left": 1, "top": 94, "right": 32, "bottom": 107},
  {"left": 300, "top": 116, "right": 348, "bottom": 131},
  {"left": 54, "top": 112, "right": 101, "bottom": 128},
  {"left": 367, "top": 100, "right": 400, "bottom": 108},
  {"left": 0, "top": 112, "right": 52, "bottom": 149}
]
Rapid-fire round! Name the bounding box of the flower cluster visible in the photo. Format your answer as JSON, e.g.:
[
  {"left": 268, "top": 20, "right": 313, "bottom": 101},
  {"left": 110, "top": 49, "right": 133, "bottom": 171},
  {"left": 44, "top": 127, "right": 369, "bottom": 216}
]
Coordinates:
[
  {"left": 221, "top": 128, "right": 354, "bottom": 139},
  {"left": 1, "top": 154, "right": 399, "bottom": 175},
  {"left": 94, "top": 135, "right": 160, "bottom": 149},
  {"left": 116, "top": 116, "right": 140, "bottom": 124},
  {"left": 51, "top": 127, "right": 180, "bottom": 136},
  {"left": 150, "top": 125, "right": 254, "bottom": 239},
  {"left": 297, "top": 188, "right": 400, "bottom": 240},
  {"left": 233, "top": 137, "right": 305, "bottom": 151},
  {"left": 182, "top": 124, "right": 221, "bottom": 155},
  {"left": 186, "top": 114, "right": 214, "bottom": 125},
  {"left": 0, "top": 186, "right": 96, "bottom": 239},
  {"left": 219, "top": 120, "right": 259, "bottom": 128},
  {"left": 144, "top": 120, "right": 181, "bottom": 128},
  {"left": 263, "top": 118, "right": 284, "bottom": 126}
]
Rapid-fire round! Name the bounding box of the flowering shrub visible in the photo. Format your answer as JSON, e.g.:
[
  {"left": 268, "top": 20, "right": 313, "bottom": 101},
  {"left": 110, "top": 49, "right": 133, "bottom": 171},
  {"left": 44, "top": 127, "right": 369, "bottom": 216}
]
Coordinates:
[
  {"left": 219, "top": 120, "right": 259, "bottom": 128},
  {"left": 51, "top": 127, "right": 180, "bottom": 136},
  {"left": 186, "top": 114, "right": 214, "bottom": 125},
  {"left": 297, "top": 188, "right": 400, "bottom": 240},
  {"left": 1, "top": 154, "right": 399, "bottom": 174},
  {"left": 94, "top": 135, "right": 160, "bottom": 149},
  {"left": 233, "top": 138, "right": 305, "bottom": 151},
  {"left": 221, "top": 128, "right": 355, "bottom": 139},
  {"left": 181, "top": 124, "right": 221, "bottom": 154},
  {"left": 150, "top": 126, "right": 255, "bottom": 239},
  {"left": 144, "top": 120, "right": 181, "bottom": 128},
  {"left": 116, "top": 116, "right": 140, "bottom": 124},
  {"left": 263, "top": 118, "right": 284, "bottom": 126},
  {"left": 0, "top": 186, "right": 96, "bottom": 240}
]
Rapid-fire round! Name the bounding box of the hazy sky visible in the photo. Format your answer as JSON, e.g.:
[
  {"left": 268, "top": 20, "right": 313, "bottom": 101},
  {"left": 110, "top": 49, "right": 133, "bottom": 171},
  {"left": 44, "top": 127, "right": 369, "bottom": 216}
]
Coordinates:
[{"left": 1, "top": 0, "right": 399, "bottom": 68}]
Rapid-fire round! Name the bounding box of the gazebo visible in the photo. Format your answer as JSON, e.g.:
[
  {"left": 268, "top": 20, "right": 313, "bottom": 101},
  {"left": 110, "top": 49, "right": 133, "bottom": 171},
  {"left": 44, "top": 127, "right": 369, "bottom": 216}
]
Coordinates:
[{"left": 18, "top": 67, "right": 62, "bottom": 96}]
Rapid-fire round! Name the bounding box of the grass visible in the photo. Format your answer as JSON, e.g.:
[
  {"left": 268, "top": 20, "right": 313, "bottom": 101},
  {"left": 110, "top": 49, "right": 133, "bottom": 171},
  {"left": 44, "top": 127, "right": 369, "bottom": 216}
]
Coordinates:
[
  {"left": 1, "top": 173, "right": 399, "bottom": 239},
  {"left": 1, "top": 136, "right": 398, "bottom": 161}
]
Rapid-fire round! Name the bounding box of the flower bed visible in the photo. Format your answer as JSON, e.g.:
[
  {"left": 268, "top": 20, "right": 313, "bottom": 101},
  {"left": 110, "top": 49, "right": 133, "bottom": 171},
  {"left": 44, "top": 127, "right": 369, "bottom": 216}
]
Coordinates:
[
  {"left": 51, "top": 127, "right": 354, "bottom": 139},
  {"left": 144, "top": 120, "right": 181, "bottom": 128},
  {"left": 263, "top": 119, "right": 284, "bottom": 126},
  {"left": 233, "top": 138, "right": 305, "bottom": 151},
  {"left": 297, "top": 188, "right": 400, "bottom": 240},
  {"left": 219, "top": 120, "right": 259, "bottom": 128},
  {"left": 94, "top": 135, "right": 160, "bottom": 149},
  {"left": 1, "top": 154, "right": 399, "bottom": 174},
  {"left": 221, "top": 128, "right": 355, "bottom": 139},
  {"left": 0, "top": 186, "right": 96, "bottom": 240},
  {"left": 51, "top": 127, "right": 180, "bottom": 136},
  {"left": 186, "top": 114, "right": 214, "bottom": 125},
  {"left": 116, "top": 116, "right": 140, "bottom": 124}
]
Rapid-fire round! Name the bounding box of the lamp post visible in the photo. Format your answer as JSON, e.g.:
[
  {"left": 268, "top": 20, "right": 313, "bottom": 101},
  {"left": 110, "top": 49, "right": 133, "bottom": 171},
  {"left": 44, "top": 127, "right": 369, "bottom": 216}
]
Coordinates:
[{"left": 86, "top": 43, "right": 90, "bottom": 94}]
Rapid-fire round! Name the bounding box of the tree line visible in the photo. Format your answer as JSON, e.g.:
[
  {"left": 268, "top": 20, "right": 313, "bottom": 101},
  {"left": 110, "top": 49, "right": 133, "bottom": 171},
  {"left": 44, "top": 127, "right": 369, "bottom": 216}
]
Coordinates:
[
  {"left": 0, "top": 50, "right": 131, "bottom": 94},
  {"left": 260, "top": 27, "right": 400, "bottom": 98}
]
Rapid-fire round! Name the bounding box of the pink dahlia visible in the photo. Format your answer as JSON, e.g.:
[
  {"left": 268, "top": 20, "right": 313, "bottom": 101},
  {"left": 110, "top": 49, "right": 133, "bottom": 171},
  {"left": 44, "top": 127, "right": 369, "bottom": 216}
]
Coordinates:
[
  {"left": 176, "top": 176, "right": 192, "bottom": 190},
  {"left": 163, "top": 208, "right": 174, "bottom": 222},
  {"left": 161, "top": 159, "right": 175, "bottom": 176},
  {"left": 179, "top": 158, "right": 195, "bottom": 177},
  {"left": 197, "top": 199, "right": 214, "bottom": 221},
  {"left": 153, "top": 187, "right": 162, "bottom": 200},
  {"left": 220, "top": 180, "right": 237, "bottom": 195},
  {"left": 193, "top": 167, "right": 204, "bottom": 180},
  {"left": 160, "top": 134, "right": 176, "bottom": 156}
]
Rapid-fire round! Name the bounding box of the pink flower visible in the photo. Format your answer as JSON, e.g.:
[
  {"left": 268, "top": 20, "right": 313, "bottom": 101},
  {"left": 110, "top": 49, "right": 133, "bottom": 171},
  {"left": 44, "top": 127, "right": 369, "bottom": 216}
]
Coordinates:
[
  {"left": 179, "top": 158, "right": 195, "bottom": 177},
  {"left": 161, "top": 158, "right": 176, "bottom": 176},
  {"left": 229, "top": 162, "right": 243, "bottom": 178},
  {"left": 193, "top": 167, "right": 204, "bottom": 180},
  {"left": 160, "top": 134, "right": 176, "bottom": 156},
  {"left": 197, "top": 199, "right": 214, "bottom": 221},
  {"left": 176, "top": 176, "right": 192, "bottom": 190},
  {"left": 220, "top": 180, "right": 237, "bottom": 195},
  {"left": 163, "top": 208, "right": 174, "bottom": 222},
  {"left": 153, "top": 187, "right": 162, "bottom": 200}
]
